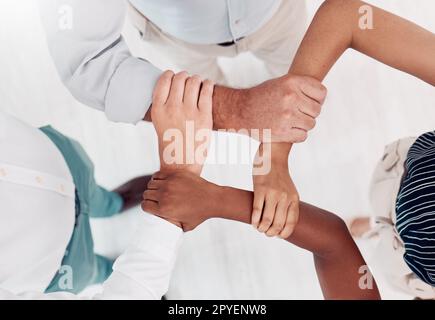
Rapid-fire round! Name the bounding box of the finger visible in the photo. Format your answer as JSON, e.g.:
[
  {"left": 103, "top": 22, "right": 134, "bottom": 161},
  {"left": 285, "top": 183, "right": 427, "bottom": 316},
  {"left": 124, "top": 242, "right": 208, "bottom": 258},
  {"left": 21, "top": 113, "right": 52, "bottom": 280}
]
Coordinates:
[
  {"left": 298, "top": 94, "right": 322, "bottom": 118},
  {"left": 294, "top": 112, "right": 316, "bottom": 132},
  {"left": 143, "top": 189, "right": 160, "bottom": 202},
  {"left": 289, "top": 127, "right": 308, "bottom": 143},
  {"left": 279, "top": 200, "right": 300, "bottom": 239},
  {"left": 152, "top": 70, "right": 174, "bottom": 107},
  {"left": 198, "top": 79, "right": 214, "bottom": 113},
  {"left": 146, "top": 179, "right": 163, "bottom": 190},
  {"left": 152, "top": 171, "right": 169, "bottom": 181},
  {"left": 299, "top": 76, "right": 327, "bottom": 104},
  {"left": 168, "top": 71, "right": 189, "bottom": 105},
  {"left": 141, "top": 200, "right": 159, "bottom": 214},
  {"left": 251, "top": 191, "right": 265, "bottom": 228},
  {"left": 258, "top": 194, "right": 278, "bottom": 233},
  {"left": 265, "top": 199, "right": 288, "bottom": 237},
  {"left": 183, "top": 75, "right": 202, "bottom": 107}
]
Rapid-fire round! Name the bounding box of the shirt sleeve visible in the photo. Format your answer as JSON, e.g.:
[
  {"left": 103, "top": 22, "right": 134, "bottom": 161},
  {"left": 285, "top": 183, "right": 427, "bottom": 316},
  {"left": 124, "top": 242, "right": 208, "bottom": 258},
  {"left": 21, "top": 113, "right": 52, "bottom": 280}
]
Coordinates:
[
  {"left": 37, "top": 0, "right": 162, "bottom": 124},
  {"left": 0, "top": 214, "right": 183, "bottom": 300}
]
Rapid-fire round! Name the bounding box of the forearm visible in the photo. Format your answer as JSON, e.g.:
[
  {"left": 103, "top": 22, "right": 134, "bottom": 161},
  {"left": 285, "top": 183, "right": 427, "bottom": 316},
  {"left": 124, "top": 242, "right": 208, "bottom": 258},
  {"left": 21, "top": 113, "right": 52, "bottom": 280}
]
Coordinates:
[
  {"left": 290, "top": 0, "right": 435, "bottom": 85},
  {"left": 146, "top": 85, "right": 243, "bottom": 130},
  {"left": 212, "top": 86, "right": 248, "bottom": 131},
  {"left": 209, "top": 186, "right": 380, "bottom": 299}
]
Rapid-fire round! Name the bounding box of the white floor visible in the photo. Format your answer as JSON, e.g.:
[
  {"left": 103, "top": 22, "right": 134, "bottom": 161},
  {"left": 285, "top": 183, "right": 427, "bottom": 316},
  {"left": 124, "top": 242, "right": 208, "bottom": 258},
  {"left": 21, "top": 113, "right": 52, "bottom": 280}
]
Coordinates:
[{"left": 0, "top": 0, "right": 434, "bottom": 299}]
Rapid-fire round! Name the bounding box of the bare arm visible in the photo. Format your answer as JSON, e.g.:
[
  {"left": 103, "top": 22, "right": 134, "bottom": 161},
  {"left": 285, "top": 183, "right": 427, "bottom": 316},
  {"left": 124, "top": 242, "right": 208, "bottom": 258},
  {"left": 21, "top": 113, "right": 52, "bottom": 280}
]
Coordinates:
[
  {"left": 143, "top": 172, "right": 381, "bottom": 300},
  {"left": 215, "top": 186, "right": 380, "bottom": 300},
  {"left": 266, "top": 0, "right": 435, "bottom": 228},
  {"left": 290, "top": 0, "right": 435, "bottom": 84}
]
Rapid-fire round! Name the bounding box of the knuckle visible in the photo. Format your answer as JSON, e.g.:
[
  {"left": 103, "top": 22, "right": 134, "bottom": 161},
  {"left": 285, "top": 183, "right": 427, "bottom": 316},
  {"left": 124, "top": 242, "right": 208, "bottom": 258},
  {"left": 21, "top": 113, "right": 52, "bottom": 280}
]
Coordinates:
[
  {"left": 140, "top": 201, "right": 147, "bottom": 211},
  {"left": 298, "top": 132, "right": 308, "bottom": 142},
  {"left": 286, "top": 219, "right": 296, "bottom": 228},
  {"left": 320, "top": 84, "right": 328, "bottom": 96},
  {"left": 286, "top": 219, "right": 298, "bottom": 228},
  {"left": 175, "top": 71, "right": 189, "bottom": 80},
  {"left": 275, "top": 226, "right": 285, "bottom": 234},
  {"left": 312, "top": 105, "right": 322, "bottom": 117},
  {"left": 252, "top": 206, "right": 263, "bottom": 213},
  {"left": 285, "top": 90, "right": 297, "bottom": 101},
  {"left": 279, "top": 192, "right": 288, "bottom": 201},
  {"left": 204, "top": 79, "right": 214, "bottom": 87},
  {"left": 187, "top": 75, "right": 201, "bottom": 86},
  {"left": 280, "top": 231, "right": 292, "bottom": 239},
  {"left": 161, "top": 70, "right": 174, "bottom": 80},
  {"left": 268, "top": 189, "right": 279, "bottom": 198},
  {"left": 191, "top": 74, "right": 202, "bottom": 82},
  {"left": 281, "top": 111, "right": 291, "bottom": 121},
  {"left": 283, "top": 107, "right": 294, "bottom": 117},
  {"left": 262, "top": 218, "right": 272, "bottom": 225},
  {"left": 256, "top": 185, "right": 267, "bottom": 193}
]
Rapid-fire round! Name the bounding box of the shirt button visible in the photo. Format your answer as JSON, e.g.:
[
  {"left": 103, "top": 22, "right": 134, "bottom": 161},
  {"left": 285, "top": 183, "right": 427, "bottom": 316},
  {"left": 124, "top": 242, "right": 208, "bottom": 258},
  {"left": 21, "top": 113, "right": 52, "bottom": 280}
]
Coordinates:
[
  {"left": 235, "top": 19, "right": 241, "bottom": 25},
  {"left": 36, "top": 176, "right": 43, "bottom": 184},
  {"left": 0, "top": 168, "right": 6, "bottom": 177}
]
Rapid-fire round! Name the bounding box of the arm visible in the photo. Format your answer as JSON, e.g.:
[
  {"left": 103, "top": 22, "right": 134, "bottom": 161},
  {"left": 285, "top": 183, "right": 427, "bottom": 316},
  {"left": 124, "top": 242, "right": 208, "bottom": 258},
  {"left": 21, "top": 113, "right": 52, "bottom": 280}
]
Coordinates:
[
  {"left": 210, "top": 77, "right": 324, "bottom": 143},
  {"left": 146, "top": 76, "right": 324, "bottom": 142},
  {"left": 38, "top": 0, "right": 162, "bottom": 124},
  {"left": 143, "top": 172, "right": 380, "bottom": 300},
  {"left": 290, "top": 0, "right": 435, "bottom": 84},
  {"left": 213, "top": 187, "right": 380, "bottom": 300},
  {"left": 0, "top": 215, "right": 182, "bottom": 300},
  {"left": 256, "top": 0, "right": 435, "bottom": 237}
]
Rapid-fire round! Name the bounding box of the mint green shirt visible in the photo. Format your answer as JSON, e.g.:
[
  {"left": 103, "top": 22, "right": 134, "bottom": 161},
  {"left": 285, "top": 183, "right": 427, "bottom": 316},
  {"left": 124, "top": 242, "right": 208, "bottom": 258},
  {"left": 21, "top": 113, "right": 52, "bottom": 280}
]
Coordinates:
[{"left": 41, "top": 126, "right": 123, "bottom": 294}]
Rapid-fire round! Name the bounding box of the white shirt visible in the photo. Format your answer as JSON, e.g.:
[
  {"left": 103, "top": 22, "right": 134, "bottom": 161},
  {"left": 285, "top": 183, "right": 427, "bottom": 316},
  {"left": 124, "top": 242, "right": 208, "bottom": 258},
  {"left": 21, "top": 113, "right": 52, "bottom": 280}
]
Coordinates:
[
  {"left": 0, "top": 111, "right": 183, "bottom": 299},
  {"left": 37, "top": 0, "right": 282, "bottom": 124},
  {"left": 129, "top": 0, "right": 282, "bottom": 45}
]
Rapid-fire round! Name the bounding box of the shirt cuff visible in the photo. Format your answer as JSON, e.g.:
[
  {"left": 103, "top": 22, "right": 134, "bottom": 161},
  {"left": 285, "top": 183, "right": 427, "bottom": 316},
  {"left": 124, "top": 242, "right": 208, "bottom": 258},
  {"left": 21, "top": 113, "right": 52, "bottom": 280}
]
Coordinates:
[
  {"left": 132, "top": 213, "right": 184, "bottom": 261},
  {"left": 105, "top": 57, "right": 162, "bottom": 124}
]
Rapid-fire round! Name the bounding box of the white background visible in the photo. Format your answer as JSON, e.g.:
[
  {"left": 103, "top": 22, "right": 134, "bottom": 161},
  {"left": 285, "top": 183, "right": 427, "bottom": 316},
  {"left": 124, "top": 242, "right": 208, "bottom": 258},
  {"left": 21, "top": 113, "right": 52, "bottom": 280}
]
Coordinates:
[{"left": 0, "top": 0, "right": 434, "bottom": 299}]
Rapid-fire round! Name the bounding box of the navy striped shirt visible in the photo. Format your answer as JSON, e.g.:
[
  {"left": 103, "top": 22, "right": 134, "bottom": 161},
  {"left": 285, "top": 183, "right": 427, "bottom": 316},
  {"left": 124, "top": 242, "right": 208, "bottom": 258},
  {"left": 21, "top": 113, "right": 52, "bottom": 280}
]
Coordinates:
[{"left": 396, "top": 131, "right": 435, "bottom": 286}]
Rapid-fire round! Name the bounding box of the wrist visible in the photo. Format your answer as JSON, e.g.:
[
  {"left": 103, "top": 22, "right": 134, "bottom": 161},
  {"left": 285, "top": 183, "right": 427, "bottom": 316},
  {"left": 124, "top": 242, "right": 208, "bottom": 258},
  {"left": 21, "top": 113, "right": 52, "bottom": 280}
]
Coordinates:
[
  {"left": 213, "top": 86, "right": 248, "bottom": 131},
  {"left": 204, "top": 182, "right": 227, "bottom": 220},
  {"left": 160, "top": 164, "right": 202, "bottom": 176},
  {"left": 257, "top": 143, "right": 291, "bottom": 166}
]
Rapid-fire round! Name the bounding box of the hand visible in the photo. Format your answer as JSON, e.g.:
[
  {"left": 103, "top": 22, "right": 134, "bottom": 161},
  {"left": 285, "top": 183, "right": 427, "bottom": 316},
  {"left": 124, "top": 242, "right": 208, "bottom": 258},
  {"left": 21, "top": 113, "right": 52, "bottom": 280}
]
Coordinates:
[
  {"left": 141, "top": 171, "right": 220, "bottom": 231},
  {"left": 151, "top": 71, "right": 214, "bottom": 175},
  {"left": 213, "top": 74, "right": 327, "bottom": 143},
  {"left": 251, "top": 143, "right": 300, "bottom": 239},
  {"left": 113, "top": 175, "right": 152, "bottom": 211}
]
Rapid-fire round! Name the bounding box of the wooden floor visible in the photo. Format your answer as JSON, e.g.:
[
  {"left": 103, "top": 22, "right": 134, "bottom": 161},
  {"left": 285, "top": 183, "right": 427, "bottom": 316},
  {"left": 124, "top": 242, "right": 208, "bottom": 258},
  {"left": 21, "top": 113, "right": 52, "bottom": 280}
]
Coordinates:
[{"left": 0, "top": 0, "right": 434, "bottom": 299}]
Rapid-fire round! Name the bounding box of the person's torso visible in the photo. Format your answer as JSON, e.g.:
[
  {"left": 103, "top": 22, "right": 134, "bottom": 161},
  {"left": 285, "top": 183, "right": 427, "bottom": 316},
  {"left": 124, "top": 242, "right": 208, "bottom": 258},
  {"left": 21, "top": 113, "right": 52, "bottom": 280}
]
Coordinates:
[
  {"left": 0, "top": 111, "right": 75, "bottom": 294},
  {"left": 369, "top": 135, "right": 435, "bottom": 299},
  {"left": 129, "top": 0, "right": 282, "bottom": 44}
]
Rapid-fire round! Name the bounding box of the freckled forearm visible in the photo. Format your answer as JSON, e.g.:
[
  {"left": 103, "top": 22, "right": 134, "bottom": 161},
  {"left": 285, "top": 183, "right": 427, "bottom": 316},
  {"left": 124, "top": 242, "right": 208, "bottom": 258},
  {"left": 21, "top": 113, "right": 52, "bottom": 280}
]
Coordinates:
[{"left": 211, "top": 86, "right": 247, "bottom": 131}]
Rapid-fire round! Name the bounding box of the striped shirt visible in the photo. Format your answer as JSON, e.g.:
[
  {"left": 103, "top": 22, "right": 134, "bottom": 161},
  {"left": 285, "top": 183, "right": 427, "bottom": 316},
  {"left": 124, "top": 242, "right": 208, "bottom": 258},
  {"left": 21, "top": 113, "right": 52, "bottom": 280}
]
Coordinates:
[{"left": 396, "top": 131, "right": 435, "bottom": 286}]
